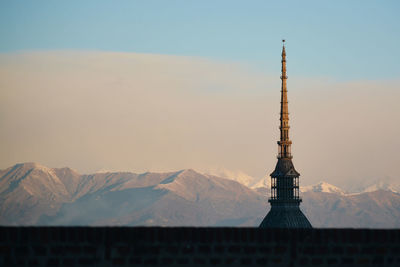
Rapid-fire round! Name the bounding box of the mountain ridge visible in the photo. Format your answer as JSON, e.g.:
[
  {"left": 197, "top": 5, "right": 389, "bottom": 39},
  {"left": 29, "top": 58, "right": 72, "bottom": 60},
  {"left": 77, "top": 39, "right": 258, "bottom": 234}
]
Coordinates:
[{"left": 1, "top": 162, "right": 399, "bottom": 228}]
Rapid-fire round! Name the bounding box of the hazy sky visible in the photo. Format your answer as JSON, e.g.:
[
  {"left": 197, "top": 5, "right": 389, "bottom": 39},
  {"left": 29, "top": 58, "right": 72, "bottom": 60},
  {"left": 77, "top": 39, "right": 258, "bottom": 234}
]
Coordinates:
[
  {"left": 1, "top": 1, "right": 399, "bottom": 79},
  {"left": 0, "top": 1, "right": 399, "bottom": 188}
]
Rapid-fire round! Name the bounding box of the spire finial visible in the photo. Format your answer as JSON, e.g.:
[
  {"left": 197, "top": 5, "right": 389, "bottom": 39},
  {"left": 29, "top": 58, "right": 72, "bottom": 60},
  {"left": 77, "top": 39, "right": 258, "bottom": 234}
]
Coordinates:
[{"left": 282, "top": 39, "right": 286, "bottom": 55}]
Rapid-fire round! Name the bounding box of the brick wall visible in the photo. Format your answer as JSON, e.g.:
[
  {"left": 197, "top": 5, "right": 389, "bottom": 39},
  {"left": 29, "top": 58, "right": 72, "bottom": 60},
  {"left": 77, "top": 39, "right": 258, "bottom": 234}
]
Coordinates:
[{"left": 0, "top": 227, "right": 399, "bottom": 266}]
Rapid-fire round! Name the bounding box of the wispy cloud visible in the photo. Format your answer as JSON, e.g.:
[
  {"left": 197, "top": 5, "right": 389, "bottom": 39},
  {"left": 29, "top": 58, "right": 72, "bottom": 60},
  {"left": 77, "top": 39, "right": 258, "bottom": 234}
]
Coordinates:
[{"left": 0, "top": 51, "right": 399, "bottom": 189}]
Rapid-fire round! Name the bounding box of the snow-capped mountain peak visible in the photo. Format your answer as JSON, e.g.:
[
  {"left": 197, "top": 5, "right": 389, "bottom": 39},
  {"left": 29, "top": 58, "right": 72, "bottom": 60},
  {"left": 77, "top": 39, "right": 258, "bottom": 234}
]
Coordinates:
[
  {"left": 363, "top": 182, "right": 399, "bottom": 193},
  {"left": 301, "top": 181, "right": 345, "bottom": 195},
  {"left": 202, "top": 168, "right": 260, "bottom": 188}
]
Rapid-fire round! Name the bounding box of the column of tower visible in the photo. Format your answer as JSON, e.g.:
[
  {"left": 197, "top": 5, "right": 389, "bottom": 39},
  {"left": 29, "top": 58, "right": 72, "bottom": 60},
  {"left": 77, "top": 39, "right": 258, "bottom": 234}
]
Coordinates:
[{"left": 278, "top": 42, "right": 292, "bottom": 159}]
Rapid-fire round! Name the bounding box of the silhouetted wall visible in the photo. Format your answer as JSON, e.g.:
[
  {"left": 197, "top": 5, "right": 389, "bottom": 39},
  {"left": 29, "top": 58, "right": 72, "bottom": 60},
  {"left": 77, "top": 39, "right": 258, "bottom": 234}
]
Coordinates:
[{"left": 1, "top": 227, "right": 399, "bottom": 266}]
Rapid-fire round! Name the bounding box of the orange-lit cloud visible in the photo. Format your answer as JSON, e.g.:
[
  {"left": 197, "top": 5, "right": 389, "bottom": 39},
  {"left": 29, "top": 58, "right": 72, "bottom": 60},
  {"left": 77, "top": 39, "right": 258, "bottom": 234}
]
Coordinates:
[{"left": 0, "top": 51, "right": 399, "bottom": 189}]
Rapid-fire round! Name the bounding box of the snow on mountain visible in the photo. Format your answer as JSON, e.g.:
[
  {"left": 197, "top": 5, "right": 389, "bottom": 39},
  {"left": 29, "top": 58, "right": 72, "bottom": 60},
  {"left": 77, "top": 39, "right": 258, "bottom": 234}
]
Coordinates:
[
  {"left": 342, "top": 176, "right": 400, "bottom": 194},
  {"left": 0, "top": 162, "right": 73, "bottom": 225},
  {"left": 363, "top": 183, "right": 398, "bottom": 193},
  {"left": 0, "top": 162, "right": 70, "bottom": 199},
  {"left": 1, "top": 162, "right": 400, "bottom": 228},
  {"left": 156, "top": 169, "right": 258, "bottom": 202},
  {"left": 0, "top": 163, "right": 267, "bottom": 226},
  {"left": 250, "top": 177, "right": 271, "bottom": 189},
  {"left": 202, "top": 167, "right": 264, "bottom": 188},
  {"left": 361, "top": 177, "right": 400, "bottom": 194},
  {"left": 301, "top": 190, "right": 400, "bottom": 228},
  {"left": 301, "top": 182, "right": 345, "bottom": 195},
  {"left": 40, "top": 168, "right": 266, "bottom": 226}
]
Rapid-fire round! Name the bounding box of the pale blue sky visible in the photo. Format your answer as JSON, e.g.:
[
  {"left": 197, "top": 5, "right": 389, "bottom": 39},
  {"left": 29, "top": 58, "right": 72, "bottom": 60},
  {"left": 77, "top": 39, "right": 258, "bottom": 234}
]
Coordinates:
[{"left": 1, "top": 0, "right": 399, "bottom": 80}]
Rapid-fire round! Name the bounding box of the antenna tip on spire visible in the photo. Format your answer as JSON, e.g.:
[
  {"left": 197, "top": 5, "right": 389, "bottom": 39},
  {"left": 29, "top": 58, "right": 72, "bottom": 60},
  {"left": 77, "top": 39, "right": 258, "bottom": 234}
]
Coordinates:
[{"left": 282, "top": 39, "right": 285, "bottom": 43}]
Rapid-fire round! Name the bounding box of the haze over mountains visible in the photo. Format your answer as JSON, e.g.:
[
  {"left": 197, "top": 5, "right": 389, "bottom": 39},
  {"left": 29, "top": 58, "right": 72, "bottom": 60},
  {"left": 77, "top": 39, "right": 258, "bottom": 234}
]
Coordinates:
[{"left": 1, "top": 162, "right": 399, "bottom": 228}]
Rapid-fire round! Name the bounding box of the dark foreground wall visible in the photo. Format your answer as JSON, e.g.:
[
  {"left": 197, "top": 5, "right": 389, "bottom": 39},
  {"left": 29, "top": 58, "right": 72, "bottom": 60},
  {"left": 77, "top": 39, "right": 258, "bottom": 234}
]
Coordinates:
[{"left": 1, "top": 227, "right": 400, "bottom": 266}]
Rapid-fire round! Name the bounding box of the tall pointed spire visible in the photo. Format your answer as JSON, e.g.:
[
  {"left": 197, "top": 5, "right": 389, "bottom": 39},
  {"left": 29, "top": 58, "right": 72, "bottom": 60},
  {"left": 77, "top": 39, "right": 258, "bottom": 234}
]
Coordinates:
[
  {"left": 259, "top": 40, "right": 312, "bottom": 228},
  {"left": 279, "top": 40, "right": 292, "bottom": 159}
]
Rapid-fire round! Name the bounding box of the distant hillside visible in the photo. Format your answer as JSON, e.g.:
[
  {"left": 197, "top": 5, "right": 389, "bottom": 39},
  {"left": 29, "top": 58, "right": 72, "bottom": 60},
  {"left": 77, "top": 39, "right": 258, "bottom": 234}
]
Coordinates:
[{"left": 1, "top": 162, "right": 400, "bottom": 228}]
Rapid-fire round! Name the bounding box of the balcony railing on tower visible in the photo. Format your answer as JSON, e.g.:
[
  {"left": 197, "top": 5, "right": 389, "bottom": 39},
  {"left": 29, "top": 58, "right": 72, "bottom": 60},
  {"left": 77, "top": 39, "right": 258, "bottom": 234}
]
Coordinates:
[{"left": 269, "top": 177, "right": 301, "bottom": 202}]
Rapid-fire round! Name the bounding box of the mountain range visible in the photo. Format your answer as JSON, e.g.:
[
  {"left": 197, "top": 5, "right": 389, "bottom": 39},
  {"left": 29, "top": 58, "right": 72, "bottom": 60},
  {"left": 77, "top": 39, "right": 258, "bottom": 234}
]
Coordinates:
[{"left": 1, "top": 162, "right": 399, "bottom": 228}]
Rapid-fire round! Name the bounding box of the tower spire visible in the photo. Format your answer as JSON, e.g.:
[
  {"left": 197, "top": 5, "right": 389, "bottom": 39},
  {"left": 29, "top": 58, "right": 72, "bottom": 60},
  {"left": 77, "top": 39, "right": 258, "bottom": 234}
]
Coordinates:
[
  {"left": 279, "top": 39, "right": 292, "bottom": 159},
  {"left": 259, "top": 40, "right": 312, "bottom": 228}
]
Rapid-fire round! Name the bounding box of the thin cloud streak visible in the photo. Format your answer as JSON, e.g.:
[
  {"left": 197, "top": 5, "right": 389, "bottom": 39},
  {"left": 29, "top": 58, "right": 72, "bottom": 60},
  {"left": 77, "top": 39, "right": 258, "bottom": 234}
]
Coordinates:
[{"left": 0, "top": 51, "right": 399, "bottom": 189}]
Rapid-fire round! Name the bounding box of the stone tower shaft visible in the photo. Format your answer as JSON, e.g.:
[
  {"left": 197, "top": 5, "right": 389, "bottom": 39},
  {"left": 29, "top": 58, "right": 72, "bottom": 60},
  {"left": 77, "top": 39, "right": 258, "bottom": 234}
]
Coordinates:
[{"left": 278, "top": 44, "right": 292, "bottom": 159}]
